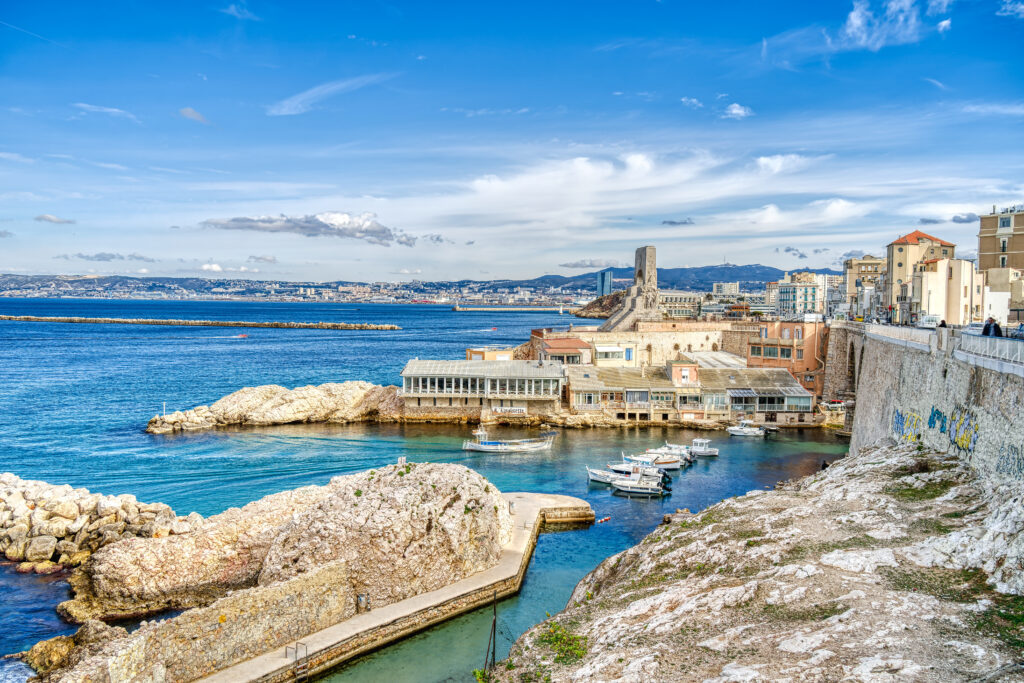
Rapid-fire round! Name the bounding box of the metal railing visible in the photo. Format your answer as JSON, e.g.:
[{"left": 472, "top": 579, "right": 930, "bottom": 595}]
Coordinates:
[{"left": 959, "top": 334, "right": 1024, "bottom": 364}]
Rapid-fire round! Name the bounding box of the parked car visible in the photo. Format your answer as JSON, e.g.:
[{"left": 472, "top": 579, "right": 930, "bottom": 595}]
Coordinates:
[
  {"left": 916, "top": 315, "right": 941, "bottom": 329},
  {"left": 963, "top": 322, "right": 985, "bottom": 336}
]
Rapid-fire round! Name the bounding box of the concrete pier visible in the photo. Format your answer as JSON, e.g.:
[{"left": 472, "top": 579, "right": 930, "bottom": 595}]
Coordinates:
[
  {"left": 0, "top": 315, "right": 400, "bottom": 330},
  {"left": 200, "top": 492, "right": 593, "bottom": 683}
]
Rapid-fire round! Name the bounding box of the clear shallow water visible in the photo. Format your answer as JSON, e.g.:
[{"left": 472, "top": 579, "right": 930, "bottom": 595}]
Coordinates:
[{"left": 0, "top": 299, "right": 847, "bottom": 681}]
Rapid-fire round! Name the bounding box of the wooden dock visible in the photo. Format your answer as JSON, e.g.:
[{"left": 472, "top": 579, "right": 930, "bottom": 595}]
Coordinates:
[
  {"left": 0, "top": 315, "right": 400, "bottom": 330},
  {"left": 200, "top": 492, "right": 593, "bottom": 683}
]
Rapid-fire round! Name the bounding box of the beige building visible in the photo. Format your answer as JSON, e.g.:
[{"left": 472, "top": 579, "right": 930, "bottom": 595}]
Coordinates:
[
  {"left": 883, "top": 230, "right": 956, "bottom": 322},
  {"left": 909, "top": 258, "right": 985, "bottom": 326},
  {"left": 985, "top": 267, "right": 1024, "bottom": 322},
  {"left": 979, "top": 206, "right": 1024, "bottom": 271},
  {"left": 843, "top": 255, "right": 884, "bottom": 305},
  {"left": 465, "top": 346, "right": 515, "bottom": 361}
]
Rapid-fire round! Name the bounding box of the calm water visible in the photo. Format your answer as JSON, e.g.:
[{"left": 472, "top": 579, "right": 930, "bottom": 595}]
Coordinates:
[{"left": 0, "top": 299, "right": 847, "bottom": 682}]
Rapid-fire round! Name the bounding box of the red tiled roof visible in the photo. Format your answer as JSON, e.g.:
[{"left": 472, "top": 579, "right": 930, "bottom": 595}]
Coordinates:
[
  {"left": 543, "top": 338, "right": 590, "bottom": 351},
  {"left": 889, "top": 230, "right": 955, "bottom": 247}
]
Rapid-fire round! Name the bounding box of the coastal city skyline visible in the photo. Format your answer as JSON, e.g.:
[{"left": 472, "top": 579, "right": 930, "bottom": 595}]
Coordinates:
[{"left": 2, "top": 1, "right": 1023, "bottom": 281}]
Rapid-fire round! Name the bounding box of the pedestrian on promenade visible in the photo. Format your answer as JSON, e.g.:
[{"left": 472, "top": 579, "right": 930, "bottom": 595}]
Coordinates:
[{"left": 983, "top": 317, "right": 1004, "bottom": 337}]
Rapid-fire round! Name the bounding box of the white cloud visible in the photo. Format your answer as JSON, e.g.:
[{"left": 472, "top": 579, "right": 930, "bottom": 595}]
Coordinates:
[
  {"left": 927, "top": 0, "right": 954, "bottom": 14},
  {"left": 962, "top": 103, "right": 1024, "bottom": 116},
  {"left": 0, "top": 152, "right": 33, "bottom": 163},
  {"left": 924, "top": 77, "right": 948, "bottom": 90},
  {"left": 722, "top": 103, "right": 754, "bottom": 119},
  {"left": 35, "top": 214, "right": 75, "bottom": 224},
  {"left": 137, "top": 268, "right": 149, "bottom": 274},
  {"left": 756, "top": 154, "right": 821, "bottom": 174},
  {"left": 997, "top": 1, "right": 1024, "bottom": 18},
  {"left": 936, "top": 18, "right": 952, "bottom": 32},
  {"left": 680, "top": 97, "right": 703, "bottom": 108},
  {"left": 558, "top": 259, "right": 625, "bottom": 269},
  {"left": 179, "top": 107, "right": 210, "bottom": 124},
  {"left": 842, "top": 0, "right": 922, "bottom": 51},
  {"left": 267, "top": 73, "right": 397, "bottom": 116},
  {"left": 72, "top": 102, "right": 140, "bottom": 123},
  {"left": 219, "top": 3, "right": 259, "bottom": 20},
  {"left": 201, "top": 211, "right": 417, "bottom": 246},
  {"left": 390, "top": 268, "right": 423, "bottom": 275},
  {"left": 201, "top": 263, "right": 223, "bottom": 272},
  {"left": 247, "top": 254, "right": 277, "bottom": 263}
]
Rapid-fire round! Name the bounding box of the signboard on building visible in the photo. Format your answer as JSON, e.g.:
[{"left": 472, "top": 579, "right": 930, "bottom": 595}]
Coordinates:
[{"left": 492, "top": 406, "right": 527, "bottom": 415}]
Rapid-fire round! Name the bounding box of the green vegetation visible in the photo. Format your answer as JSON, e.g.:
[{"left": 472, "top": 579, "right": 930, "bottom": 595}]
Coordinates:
[
  {"left": 908, "top": 517, "right": 952, "bottom": 535},
  {"left": 883, "top": 480, "right": 954, "bottom": 501},
  {"left": 762, "top": 602, "right": 846, "bottom": 622},
  {"left": 537, "top": 622, "right": 588, "bottom": 664},
  {"left": 354, "top": 489, "right": 362, "bottom": 497},
  {"left": 473, "top": 669, "right": 492, "bottom": 683},
  {"left": 784, "top": 534, "right": 875, "bottom": 561}
]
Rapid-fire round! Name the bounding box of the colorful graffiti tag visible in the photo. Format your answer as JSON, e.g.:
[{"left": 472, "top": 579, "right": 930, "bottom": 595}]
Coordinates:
[
  {"left": 892, "top": 408, "right": 923, "bottom": 443},
  {"left": 946, "top": 404, "right": 980, "bottom": 456},
  {"left": 996, "top": 443, "right": 1024, "bottom": 478},
  {"left": 928, "top": 407, "right": 947, "bottom": 433}
]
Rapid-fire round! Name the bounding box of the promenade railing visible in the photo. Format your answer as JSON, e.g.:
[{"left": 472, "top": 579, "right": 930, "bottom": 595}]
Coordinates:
[{"left": 958, "top": 334, "right": 1024, "bottom": 365}]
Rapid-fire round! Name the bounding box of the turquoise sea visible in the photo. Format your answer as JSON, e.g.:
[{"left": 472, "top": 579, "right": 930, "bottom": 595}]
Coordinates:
[{"left": 0, "top": 299, "right": 848, "bottom": 682}]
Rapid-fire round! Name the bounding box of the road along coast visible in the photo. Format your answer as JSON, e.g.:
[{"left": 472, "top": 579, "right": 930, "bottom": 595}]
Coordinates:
[{"left": 0, "top": 315, "right": 400, "bottom": 330}]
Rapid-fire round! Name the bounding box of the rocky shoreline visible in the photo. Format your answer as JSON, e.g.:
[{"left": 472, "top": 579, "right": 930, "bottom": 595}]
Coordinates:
[
  {"left": 0, "top": 473, "right": 198, "bottom": 575},
  {"left": 22, "top": 462, "right": 513, "bottom": 682},
  {"left": 497, "top": 441, "right": 1024, "bottom": 681}
]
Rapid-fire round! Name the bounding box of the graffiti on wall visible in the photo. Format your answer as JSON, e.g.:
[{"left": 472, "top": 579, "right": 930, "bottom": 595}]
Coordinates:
[
  {"left": 946, "top": 404, "right": 980, "bottom": 456},
  {"left": 996, "top": 443, "right": 1024, "bottom": 478},
  {"left": 892, "top": 408, "right": 923, "bottom": 443},
  {"left": 928, "top": 407, "right": 947, "bottom": 433}
]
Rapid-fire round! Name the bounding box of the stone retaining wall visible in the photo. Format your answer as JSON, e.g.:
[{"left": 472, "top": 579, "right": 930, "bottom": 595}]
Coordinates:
[{"left": 0, "top": 473, "right": 197, "bottom": 574}]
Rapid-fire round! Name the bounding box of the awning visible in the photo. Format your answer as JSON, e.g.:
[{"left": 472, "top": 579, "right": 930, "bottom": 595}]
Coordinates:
[
  {"left": 753, "top": 388, "right": 785, "bottom": 397},
  {"left": 675, "top": 386, "right": 701, "bottom": 395},
  {"left": 595, "top": 346, "right": 624, "bottom": 353},
  {"left": 727, "top": 389, "right": 757, "bottom": 398},
  {"left": 780, "top": 386, "right": 812, "bottom": 397}
]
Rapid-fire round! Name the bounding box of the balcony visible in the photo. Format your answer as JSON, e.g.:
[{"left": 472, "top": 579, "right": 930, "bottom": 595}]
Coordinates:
[{"left": 399, "top": 389, "right": 559, "bottom": 400}]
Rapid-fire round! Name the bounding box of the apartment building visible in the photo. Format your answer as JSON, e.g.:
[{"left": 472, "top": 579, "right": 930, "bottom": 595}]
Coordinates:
[
  {"left": 843, "top": 255, "right": 884, "bottom": 304},
  {"left": 883, "top": 230, "right": 956, "bottom": 321},
  {"left": 713, "top": 282, "right": 740, "bottom": 297},
  {"left": 745, "top": 320, "right": 826, "bottom": 398},
  {"left": 909, "top": 258, "right": 985, "bottom": 326},
  {"left": 777, "top": 271, "right": 825, "bottom": 317},
  {"left": 659, "top": 290, "right": 703, "bottom": 318},
  {"left": 979, "top": 205, "right": 1024, "bottom": 271}
]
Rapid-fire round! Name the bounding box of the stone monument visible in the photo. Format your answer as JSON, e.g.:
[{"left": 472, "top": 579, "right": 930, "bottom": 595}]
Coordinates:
[{"left": 598, "top": 246, "right": 662, "bottom": 331}]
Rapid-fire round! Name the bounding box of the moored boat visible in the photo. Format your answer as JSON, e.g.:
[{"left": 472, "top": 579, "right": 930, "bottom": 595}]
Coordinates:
[
  {"left": 611, "top": 474, "right": 671, "bottom": 497},
  {"left": 690, "top": 438, "right": 719, "bottom": 456},
  {"left": 624, "top": 450, "right": 682, "bottom": 470},
  {"left": 462, "top": 428, "right": 556, "bottom": 452},
  {"left": 726, "top": 420, "right": 765, "bottom": 437}
]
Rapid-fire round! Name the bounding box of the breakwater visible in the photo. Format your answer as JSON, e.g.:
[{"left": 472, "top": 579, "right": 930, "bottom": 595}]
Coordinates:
[{"left": 0, "top": 315, "right": 400, "bottom": 330}]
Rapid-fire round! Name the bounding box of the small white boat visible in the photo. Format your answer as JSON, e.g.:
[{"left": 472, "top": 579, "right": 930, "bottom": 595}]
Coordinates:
[
  {"left": 690, "top": 438, "right": 719, "bottom": 456},
  {"left": 586, "top": 466, "right": 620, "bottom": 484},
  {"left": 607, "top": 461, "right": 665, "bottom": 477},
  {"left": 462, "top": 428, "right": 556, "bottom": 452},
  {"left": 653, "top": 443, "right": 695, "bottom": 463},
  {"left": 726, "top": 420, "right": 765, "bottom": 437},
  {"left": 611, "top": 474, "right": 671, "bottom": 497},
  {"left": 624, "top": 451, "right": 682, "bottom": 470},
  {"left": 588, "top": 465, "right": 667, "bottom": 487}
]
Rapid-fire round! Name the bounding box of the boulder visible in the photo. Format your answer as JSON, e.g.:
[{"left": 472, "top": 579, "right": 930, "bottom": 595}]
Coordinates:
[
  {"left": 26, "top": 535, "right": 58, "bottom": 562},
  {"left": 46, "top": 500, "right": 80, "bottom": 521}
]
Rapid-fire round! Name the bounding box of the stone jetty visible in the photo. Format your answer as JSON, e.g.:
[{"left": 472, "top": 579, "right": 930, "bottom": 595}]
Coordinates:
[
  {"left": 0, "top": 473, "right": 198, "bottom": 575},
  {"left": 24, "top": 463, "right": 542, "bottom": 683},
  {"left": 0, "top": 315, "right": 400, "bottom": 330}
]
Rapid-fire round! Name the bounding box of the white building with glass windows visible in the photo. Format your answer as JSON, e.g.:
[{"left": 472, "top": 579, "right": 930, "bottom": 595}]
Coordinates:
[{"left": 399, "top": 359, "right": 565, "bottom": 419}]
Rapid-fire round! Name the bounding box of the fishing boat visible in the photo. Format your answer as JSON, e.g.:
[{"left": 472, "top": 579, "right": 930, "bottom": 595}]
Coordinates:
[
  {"left": 607, "top": 461, "right": 666, "bottom": 477},
  {"left": 611, "top": 473, "right": 671, "bottom": 497},
  {"left": 462, "top": 428, "right": 556, "bottom": 452},
  {"left": 690, "top": 438, "right": 719, "bottom": 456},
  {"left": 586, "top": 466, "right": 621, "bottom": 484},
  {"left": 624, "top": 450, "right": 682, "bottom": 470},
  {"left": 587, "top": 465, "right": 669, "bottom": 487},
  {"left": 649, "top": 443, "right": 695, "bottom": 464},
  {"left": 726, "top": 420, "right": 765, "bottom": 437}
]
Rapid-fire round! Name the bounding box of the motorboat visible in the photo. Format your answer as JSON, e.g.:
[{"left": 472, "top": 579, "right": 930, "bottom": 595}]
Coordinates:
[
  {"left": 588, "top": 465, "right": 670, "bottom": 488},
  {"left": 586, "top": 466, "right": 621, "bottom": 485},
  {"left": 690, "top": 438, "right": 719, "bottom": 456},
  {"left": 652, "top": 443, "right": 695, "bottom": 463},
  {"left": 611, "top": 474, "right": 671, "bottom": 497},
  {"left": 462, "top": 428, "right": 556, "bottom": 452},
  {"left": 607, "top": 461, "right": 665, "bottom": 477},
  {"left": 726, "top": 420, "right": 766, "bottom": 437},
  {"left": 624, "top": 450, "right": 682, "bottom": 470}
]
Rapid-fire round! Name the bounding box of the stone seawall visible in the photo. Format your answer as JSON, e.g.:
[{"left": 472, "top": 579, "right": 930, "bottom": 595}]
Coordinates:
[{"left": 0, "top": 473, "right": 197, "bottom": 574}]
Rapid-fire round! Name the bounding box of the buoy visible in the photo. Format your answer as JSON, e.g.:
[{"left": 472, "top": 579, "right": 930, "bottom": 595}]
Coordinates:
[
  {"left": 596, "top": 516, "right": 611, "bottom": 524},
  {"left": 491, "top": 327, "right": 497, "bottom": 330}
]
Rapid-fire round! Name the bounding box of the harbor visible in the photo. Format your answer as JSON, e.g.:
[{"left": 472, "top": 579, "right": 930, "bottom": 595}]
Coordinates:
[{"left": 0, "top": 315, "right": 400, "bottom": 330}]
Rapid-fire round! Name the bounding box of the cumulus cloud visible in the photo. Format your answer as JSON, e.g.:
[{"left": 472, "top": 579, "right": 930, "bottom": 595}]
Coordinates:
[
  {"left": 842, "top": 0, "right": 922, "bottom": 52},
  {"left": 936, "top": 18, "right": 952, "bottom": 32},
  {"left": 35, "top": 214, "right": 75, "bottom": 224},
  {"left": 201, "top": 211, "right": 416, "bottom": 247},
  {"left": 201, "top": 263, "right": 223, "bottom": 272},
  {"left": 0, "top": 230, "right": 12, "bottom": 238},
  {"left": 778, "top": 246, "right": 809, "bottom": 259},
  {"left": 680, "top": 97, "right": 703, "bottom": 108},
  {"left": 836, "top": 249, "right": 868, "bottom": 264},
  {"left": 423, "top": 233, "right": 453, "bottom": 244},
  {"left": 53, "top": 252, "right": 156, "bottom": 262},
  {"left": 951, "top": 212, "right": 979, "bottom": 223},
  {"left": 179, "top": 107, "right": 210, "bottom": 124},
  {"left": 997, "top": 1, "right": 1024, "bottom": 18},
  {"left": 722, "top": 103, "right": 754, "bottom": 119},
  {"left": 219, "top": 2, "right": 259, "bottom": 20},
  {"left": 73, "top": 102, "right": 139, "bottom": 123},
  {"left": 558, "top": 259, "right": 625, "bottom": 269},
  {"left": 247, "top": 255, "right": 277, "bottom": 263},
  {"left": 267, "top": 73, "right": 396, "bottom": 116},
  {"left": 661, "top": 218, "right": 695, "bottom": 225}
]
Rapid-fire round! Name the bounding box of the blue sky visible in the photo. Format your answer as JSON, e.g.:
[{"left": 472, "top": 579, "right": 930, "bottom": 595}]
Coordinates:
[{"left": 1, "top": 0, "right": 1022, "bottom": 281}]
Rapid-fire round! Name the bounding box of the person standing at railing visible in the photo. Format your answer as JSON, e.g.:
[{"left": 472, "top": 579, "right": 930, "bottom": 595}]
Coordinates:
[{"left": 982, "top": 317, "right": 1004, "bottom": 337}]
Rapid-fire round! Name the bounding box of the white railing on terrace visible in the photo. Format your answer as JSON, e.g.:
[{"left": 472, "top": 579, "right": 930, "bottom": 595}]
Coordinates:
[
  {"left": 865, "top": 324, "right": 934, "bottom": 346},
  {"left": 958, "top": 334, "right": 1024, "bottom": 365}
]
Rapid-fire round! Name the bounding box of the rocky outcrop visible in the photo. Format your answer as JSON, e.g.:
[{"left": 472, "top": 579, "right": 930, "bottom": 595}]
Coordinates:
[
  {"left": 573, "top": 290, "right": 622, "bottom": 320},
  {"left": 33, "top": 463, "right": 513, "bottom": 682},
  {"left": 0, "top": 473, "right": 196, "bottom": 574},
  {"left": 146, "top": 381, "right": 403, "bottom": 434},
  {"left": 500, "top": 442, "right": 1024, "bottom": 682}
]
